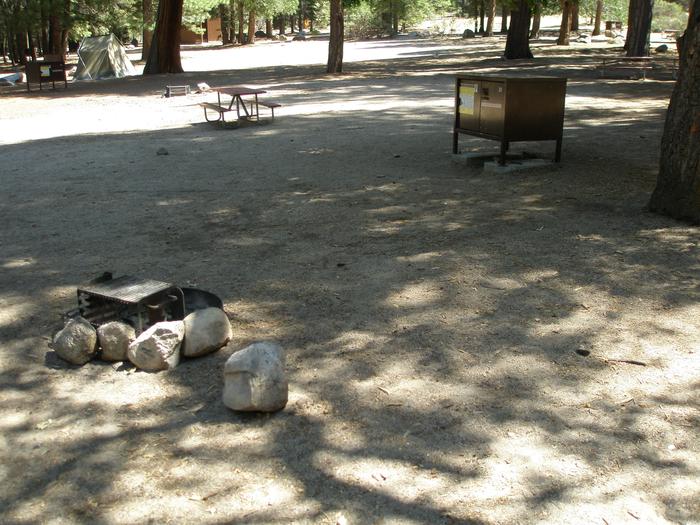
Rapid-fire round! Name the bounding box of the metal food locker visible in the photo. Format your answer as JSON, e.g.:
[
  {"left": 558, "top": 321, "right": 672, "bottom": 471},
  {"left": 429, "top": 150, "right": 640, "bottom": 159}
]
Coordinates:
[{"left": 453, "top": 74, "right": 567, "bottom": 165}]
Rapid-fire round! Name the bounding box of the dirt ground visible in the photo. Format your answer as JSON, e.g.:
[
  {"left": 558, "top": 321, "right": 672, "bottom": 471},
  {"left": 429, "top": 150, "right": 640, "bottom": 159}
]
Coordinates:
[{"left": 1, "top": 33, "right": 698, "bottom": 524}]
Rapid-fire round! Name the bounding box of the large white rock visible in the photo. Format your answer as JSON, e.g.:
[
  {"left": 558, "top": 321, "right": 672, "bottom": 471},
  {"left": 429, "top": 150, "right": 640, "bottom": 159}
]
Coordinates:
[
  {"left": 127, "top": 321, "right": 184, "bottom": 372},
  {"left": 223, "top": 342, "right": 288, "bottom": 412},
  {"left": 97, "top": 321, "right": 136, "bottom": 361},
  {"left": 52, "top": 317, "right": 97, "bottom": 365},
  {"left": 182, "top": 307, "right": 231, "bottom": 357}
]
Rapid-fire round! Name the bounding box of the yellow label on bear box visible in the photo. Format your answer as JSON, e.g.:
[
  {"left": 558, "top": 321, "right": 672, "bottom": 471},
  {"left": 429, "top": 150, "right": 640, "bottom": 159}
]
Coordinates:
[{"left": 459, "top": 85, "right": 476, "bottom": 115}]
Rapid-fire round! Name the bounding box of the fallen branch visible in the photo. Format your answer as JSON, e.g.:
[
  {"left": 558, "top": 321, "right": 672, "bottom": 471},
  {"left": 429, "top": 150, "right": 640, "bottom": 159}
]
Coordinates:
[{"left": 605, "top": 359, "right": 647, "bottom": 366}]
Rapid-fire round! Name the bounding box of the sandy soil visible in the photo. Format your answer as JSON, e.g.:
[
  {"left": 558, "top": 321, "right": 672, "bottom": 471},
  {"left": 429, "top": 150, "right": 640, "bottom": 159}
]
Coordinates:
[{"left": 0, "top": 34, "right": 698, "bottom": 524}]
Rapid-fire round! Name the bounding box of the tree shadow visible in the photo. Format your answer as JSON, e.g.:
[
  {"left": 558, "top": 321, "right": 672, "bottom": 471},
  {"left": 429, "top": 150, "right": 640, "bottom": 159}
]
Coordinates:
[{"left": 0, "top": 42, "right": 697, "bottom": 523}]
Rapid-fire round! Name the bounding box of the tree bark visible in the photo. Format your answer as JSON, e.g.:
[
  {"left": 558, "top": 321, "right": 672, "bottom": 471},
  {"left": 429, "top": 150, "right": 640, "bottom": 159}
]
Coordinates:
[
  {"left": 500, "top": 4, "right": 508, "bottom": 33},
  {"left": 60, "top": 0, "right": 70, "bottom": 54},
  {"left": 649, "top": 0, "right": 700, "bottom": 222},
  {"left": 247, "top": 9, "right": 256, "bottom": 44},
  {"left": 237, "top": 1, "right": 244, "bottom": 43},
  {"left": 479, "top": 0, "right": 485, "bottom": 33},
  {"left": 571, "top": 0, "right": 579, "bottom": 31},
  {"left": 48, "top": 12, "right": 62, "bottom": 55},
  {"left": 220, "top": 3, "right": 232, "bottom": 44},
  {"left": 557, "top": 0, "right": 571, "bottom": 45},
  {"left": 592, "top": 0, "right": 603, "bottom": 36},
  {"left": 486, "top": 0, "right": 496, "bottom": 35},
  {"left": 625, "top": 0, "right": 654, "bottom": 56},
  {"left": 326, "top": 0, "right": 343, "bottom": 73},
  {"left": 40, "top": 2, "right": 48, "bottom": 54},
  {"left": 530, "top": 1, "right": 541, "bottom": 39},
  {"left": 266, "top": 19, "right": 272, "bottom": 38},
  {"left": 505, "top": 0, "right": 533, "bottom": 58},
  {"left": 278, "top": 16, "right": 285, "bottom": 35},
  {"left": 142, "top": 0, "right": 154, "bottom": 60},
  {"left": 143, "top": 0, "right": 184, "bottom": 74}
]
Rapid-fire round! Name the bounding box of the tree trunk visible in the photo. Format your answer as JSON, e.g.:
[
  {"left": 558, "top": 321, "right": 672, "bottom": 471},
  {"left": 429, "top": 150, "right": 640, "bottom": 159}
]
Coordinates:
[
  {"left": 247, "top": 9, "right": 256, "bottom": 44},
  {"left": 48, "top": 13, "right": 62, "bottom": 54},
  {"left": 592, "top": 0, "right": 603, "bottom": 36},
  {"left": 500, "top": 4, "right": 508, "bottom": 33},
  {"left": 266, "top": 19, "right": 272, "bottom": 37},
  {"left": 278, "top": 16, "right": 285, "bottom": 35},
  {"left": 486, "top": 0, "right": 496, "bottom": 35},
  {"left": 571, "top": 0, "right": 579, "bottom": 31},
  {"left": 505, "top": 0, "right": 533, "bottom": 58},
  {"left": 479, "top": 0, "right": 485, "bottom": 33},
  {"left": 40, "top": 2, "right": 48, "bottom": 54},
  {"left": 27, "top": 30, "right": 37, "bottom": 61},
  {"left": 142, "top": 0, "right": 154, "bottom": 60},
  {"left": 326, "top": 0, "right": 343, "bottom": 73},
  {"left": 557, "top": 0, "right": 571, "bottom": 45},
  {"left": 625, "top": 0, "right": 654, "bottom": 56},
  {"left": 16, "top": 33, "right": 27, "bottom": 64},
  {"left": 143, "top": 0, "right": 184, "bottom": 74},
  {"left": 237, "top": 1, "right": 244, "bottom": 43},
  {"left": 530, "top": 1, "right": 541, "bottom": 39},
  {"left": 220, "top": 3, "right": 231, "bottom": 44},
  {"left": 649, "top": 0, "right": 700, "bottom": 222},
  {"left": 59, "top": 0, "right": 70, "bottom": 54}
]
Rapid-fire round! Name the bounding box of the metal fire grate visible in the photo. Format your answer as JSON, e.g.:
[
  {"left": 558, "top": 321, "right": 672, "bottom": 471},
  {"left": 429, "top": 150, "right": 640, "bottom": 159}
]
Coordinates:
[{"left": 76, "top": 274, "right": 185, "bottom": 334}]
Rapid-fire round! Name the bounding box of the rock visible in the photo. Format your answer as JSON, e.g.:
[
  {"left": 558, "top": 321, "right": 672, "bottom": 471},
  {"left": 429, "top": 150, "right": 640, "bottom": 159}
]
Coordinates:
[
  {"left": 182, "top": 307, "right": 231, "bottom": 357},
  {"left": 156, "top": 147, "right": 169, "bottom": 156},
  {"left": 656, "top": 44, "right": 669, "bottom": 52},
  {"left": 97, "top": 321, "right": 135, "bottom": 361},
  {"left": 462, "top": 29, "right": 475, "bottom": 39},
  {"left": 255, "top": 30, "right": 267, "bottom": 38},
  {"left": 577, "top": 34, "right": 592, "bottom": 43},
  {"left": 52, "top": 317, "right": 97, "bottom": 365},
  {"left": 278, "top": 34, "right": 288, "bottom": 41},
  {"left": 223, "top": 342, "right": 288, "bottom": 412},
  {"left": 127, "top": 321, "right": 184, "bottom": 372}
]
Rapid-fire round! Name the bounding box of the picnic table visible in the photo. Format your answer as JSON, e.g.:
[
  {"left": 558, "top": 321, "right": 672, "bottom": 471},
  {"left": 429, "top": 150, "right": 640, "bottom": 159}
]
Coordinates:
[
  {"left": 201, "top": 85, "right": 267, "bottom": 123},
  {"left": 597, "top": 56, "right": 679, "bottom": 80}
]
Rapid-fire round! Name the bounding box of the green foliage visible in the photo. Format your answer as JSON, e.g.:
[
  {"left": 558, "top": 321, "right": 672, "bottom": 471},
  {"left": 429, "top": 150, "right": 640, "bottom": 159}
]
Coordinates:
[
  {"left": 343, "top": 0, "right": 452, "bottom": 38},
  {"left": 183, "top": 0, "right": 219, "bottom": 30},
  {"left": 652, "top": 0, "right": 689, "bottom": 30},
  {"left": 71, "top": 0, "right": 142, "bottom": 39},
  {"left": 253, "top": 0, "right": 298, "bottom": 17},
  {"left": 345, "top": 1, "right": 383, "bottom": 37}
]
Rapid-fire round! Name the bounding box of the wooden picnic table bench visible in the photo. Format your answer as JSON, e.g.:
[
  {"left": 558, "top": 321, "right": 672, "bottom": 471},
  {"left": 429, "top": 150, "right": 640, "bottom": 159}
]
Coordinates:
[
  {"left": 200, "top": 102, "right": 233, "bottom": 122},
  {"left": 200, "top": 86, "right": 282, "bottom": 123},
  {"left": 258, "top": 100, "right": 282, "bottom": 119},
  {"left": 597, "top": 56, "right": 679, "bottom": 80}
]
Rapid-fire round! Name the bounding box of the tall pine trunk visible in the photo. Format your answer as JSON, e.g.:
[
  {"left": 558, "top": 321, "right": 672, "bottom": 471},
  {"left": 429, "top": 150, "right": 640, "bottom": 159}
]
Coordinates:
[
  {"left": 479, "top": 0, "right": 485, "bottom": 33},
  {"left": 500, "top": 4, "right": 508, "bottom": 33},
  {"left": 238, "top": 1, "right": 244, "bottom": 43},
  {"left": 571, "top": 0, "right": 579, "bottom": 31},
  {"left": 530, "top": 1, "right": 541, "bottom": 39},
  {"left": 143, "top": 0, "right": 184, "bottom": 74},
  {"left": 649, "top": 0, "right": 700, "bottom": 222},
  {"left": 327, "top": 0, "right": 343, "bottom": 73},
  {"left": 142, "top": 0, "right": 153, "bottom": 61},
  {"left": 592, "top": 0, "right": 603, "bottom": 36},
  {"left": 247, "top": 10, "right": 256, "bottom": 44},
  {"left": 625, "top": 0, "right": 654, "bottom": 56},
  {"left": 557, "top": 0, "right": 571, "bottom": 45},
  {"left": 486, "top": 0, "right": 496, "bottom": 35},
  {"left": 504, "top": 0, "right": 533, "bottom": 58}
]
